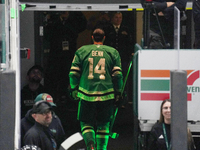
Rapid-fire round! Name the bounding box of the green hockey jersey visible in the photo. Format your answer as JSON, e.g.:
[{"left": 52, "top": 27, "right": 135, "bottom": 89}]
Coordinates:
[{"left": 69, "top": 44, "right": 123, "bottom": 101}]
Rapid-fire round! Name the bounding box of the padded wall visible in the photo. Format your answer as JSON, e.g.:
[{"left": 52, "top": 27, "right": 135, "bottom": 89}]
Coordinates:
[{"left": 0, "top": 71, "right": 15, "bottom": 149}]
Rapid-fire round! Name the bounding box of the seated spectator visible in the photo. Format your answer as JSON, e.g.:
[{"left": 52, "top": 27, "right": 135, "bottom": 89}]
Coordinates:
[
  {"left": 147, "top": 99, "right": 196, "bottom": 150},
  {"left": 21, "top": 65, "right": 46, "bottom": 118},
  {"left": 23, "top": 100, "right": 57, "bottom": 150},
  {"left": 21, "top": 93, "right": 65, "bottom": 149},
  {"left": 140, "top": 0, "right": 187, "bottom": 49}
]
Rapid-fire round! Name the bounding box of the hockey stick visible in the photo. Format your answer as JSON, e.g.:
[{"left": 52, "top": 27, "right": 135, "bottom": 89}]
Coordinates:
[
  {"left": 109, "top": 57, "right": 133, "bottom": 139},
  {"left": 59, "top": 132, "right": 83, "bottom": 150}
]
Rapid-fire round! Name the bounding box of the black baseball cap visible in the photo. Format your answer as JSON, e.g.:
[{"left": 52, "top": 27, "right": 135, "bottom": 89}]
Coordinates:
[
  {"left": 32, "top": 101, "right": 52, "bottom": 114},
  {"left": 27, "top": 65, "right": 43, "bottom": 75}
]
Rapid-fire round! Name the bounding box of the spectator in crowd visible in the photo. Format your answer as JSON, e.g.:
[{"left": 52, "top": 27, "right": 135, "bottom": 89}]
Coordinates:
[
  {"left": 87, "top": 11, "right": 111, "bottom": 31},
  {"left": 103, "top": 11, "right": 134, "bottom": 76},
  {"left": 140, "top": 0, "right": 187, "bottom": 49},
  {"left": 94, "top": 11, "right": 111, "bottom": 33},
  {"left": 193, "top": 0, "right": 200, "bottom": 49},
  {"left": 147, "top": 99, "right": 196, "bottom": 150},
  {"left": 69, "top": 28, "right": 123, "bottom": 150},
  {"left": 23, "top": 101, "right": 57, "bottom": 150},
  {"left": 21, "top": 65, "right": 45, "bottom": 118},
  {"left": 21, "top": 93, "right": 65, "bottom": 149},
  {"left": 101, "top": 11, "right": 134, "bottom": 106},
  {"left": 44, "top": 11, "right": 87, "bottom": 101}
]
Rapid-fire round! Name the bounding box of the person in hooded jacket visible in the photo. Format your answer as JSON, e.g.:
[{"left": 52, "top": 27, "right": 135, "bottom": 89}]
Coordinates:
[{"left": 21, "top": 93, "right": 65, "bottom": 149}]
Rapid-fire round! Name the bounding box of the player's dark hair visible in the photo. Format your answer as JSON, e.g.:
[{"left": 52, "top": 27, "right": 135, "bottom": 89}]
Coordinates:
[{"left": 92, "top": 29, "right": 105, "bottom": 42}]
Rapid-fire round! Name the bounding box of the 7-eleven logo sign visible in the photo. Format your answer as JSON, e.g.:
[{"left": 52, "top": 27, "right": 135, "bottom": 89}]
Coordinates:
[{"left": 140, "top": 70, "right": 199, "bottom": 101}]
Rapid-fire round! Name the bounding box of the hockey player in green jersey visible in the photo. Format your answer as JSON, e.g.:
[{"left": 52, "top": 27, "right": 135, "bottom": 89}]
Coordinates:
[{"left": 69, "top": 28, "right": 123, "bottom": 150}]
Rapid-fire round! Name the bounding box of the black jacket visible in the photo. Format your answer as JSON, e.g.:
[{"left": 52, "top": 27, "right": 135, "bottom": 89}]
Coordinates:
[
  {"left": 147, "top": 122, "right": 196, "bottom": 150},
  {"left": 44, "top": 11, "right": 87, "bottom": 60},
  {"left": 193, "top": 0, "right": 200, "bottom": 39},
  {"left": 103, "top": 23, "right": 134, "bottom": 63},
  {"left": 147, "top": 122, "right": 170, "bottom": 150},
  {"left": 21, "top": 109, "right": 65, "bottom": 149},
  {"left": 141, "top": 0, "right": 187, "bottom": 42},
  {"left": 21, "top": 84, "right": 46, "bottom": 118},
  {"left": 24, "top": 122, "right": 57, "bottom": 150}
]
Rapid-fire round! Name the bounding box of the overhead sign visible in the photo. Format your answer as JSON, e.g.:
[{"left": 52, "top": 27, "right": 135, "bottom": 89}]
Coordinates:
[
  {"left": 137, "top": 50, "right": 200, "bottom": 121},
  {"left": 19, "top": 0, "right": 141, "bottom": 3}
]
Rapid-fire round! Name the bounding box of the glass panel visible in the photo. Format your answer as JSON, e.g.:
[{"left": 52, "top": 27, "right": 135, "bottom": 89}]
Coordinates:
[
  {"left": 174, "top": 6, "right": 180, "bottom": 50},
  {"left": 0, "top": 4, "right": 6, "bottom": 65},
  {"left": 174, "top": 6, "right": 180, "bottom": 69}
]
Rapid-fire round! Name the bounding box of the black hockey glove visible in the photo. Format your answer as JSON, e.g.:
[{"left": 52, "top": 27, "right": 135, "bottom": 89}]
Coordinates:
[{"left": 114, "top": 92, "right": 123, "bottom": 107}]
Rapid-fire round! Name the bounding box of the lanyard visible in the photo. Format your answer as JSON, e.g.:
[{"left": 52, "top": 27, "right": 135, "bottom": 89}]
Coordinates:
[
  {"left": 51, "top": 138, "right": 57, "bottom": 150},
  {"left": 162, "top": 123, "right": 171, "bottom": 150}
]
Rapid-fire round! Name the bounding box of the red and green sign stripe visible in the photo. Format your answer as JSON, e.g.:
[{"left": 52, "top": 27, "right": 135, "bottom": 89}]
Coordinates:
[
  {"left": 187, "top": 70, "right": 200, "bottom": 85},
  {"left": 141, "top": 79, "right": 169, "bottom": 91},
  {"left": 140, "top": 70, "right": 193, "bottom": 101}
]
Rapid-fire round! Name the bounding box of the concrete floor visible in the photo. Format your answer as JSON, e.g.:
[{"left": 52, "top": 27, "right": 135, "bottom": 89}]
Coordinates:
[{"left": 56, "top": 100, "right": 136, "bottom": 150}]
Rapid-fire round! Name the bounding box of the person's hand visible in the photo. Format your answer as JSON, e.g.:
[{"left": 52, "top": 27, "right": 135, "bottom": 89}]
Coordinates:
[
  {"left": 157, "top": 12, "right": 164, "bottom": 16},
  {"left": 153, "top": 11, "right": 164, "bottom": 16},
  {"left": 167, "top": 2, "right": 175, "bottom": 7}
]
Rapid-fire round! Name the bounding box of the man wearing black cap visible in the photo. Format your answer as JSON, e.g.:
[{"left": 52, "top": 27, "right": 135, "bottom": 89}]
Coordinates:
[
  {"left": 21, "top": 65, "right": 46, "bottom": 118},
  {"left": 21, "top": 93, "right": 65, "bottom": 149},
  {"left": 23, "top": 101, "right": 57, "bottom": 150}
]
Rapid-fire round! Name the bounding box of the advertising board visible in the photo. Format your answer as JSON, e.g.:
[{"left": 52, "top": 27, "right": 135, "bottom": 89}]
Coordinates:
[
  {"left": 19, "top": 0, "right": 141, "bottom": 3},
  {"left": 138, "top": 50, "right": 200, "bottom": 121}
]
